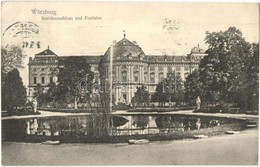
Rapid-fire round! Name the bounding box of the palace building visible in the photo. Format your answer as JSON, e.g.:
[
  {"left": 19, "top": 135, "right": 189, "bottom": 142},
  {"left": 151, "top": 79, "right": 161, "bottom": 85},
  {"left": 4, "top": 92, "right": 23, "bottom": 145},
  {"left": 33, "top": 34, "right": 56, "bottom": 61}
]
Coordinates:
[{"left": 28, "top": 35, "right": 206, "bottom": 104}]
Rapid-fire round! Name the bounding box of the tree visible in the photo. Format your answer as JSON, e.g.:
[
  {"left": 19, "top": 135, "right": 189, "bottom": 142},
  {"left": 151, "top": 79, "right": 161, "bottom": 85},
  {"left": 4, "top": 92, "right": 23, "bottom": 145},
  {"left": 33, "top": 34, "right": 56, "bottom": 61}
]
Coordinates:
[
  {"left": 1, "top": 46, "right": 25, "bottom": 99},
  {"left": 1, "top": 46, "right": 25, "bottom": 74},
  {"left": 152, "top": 71, "right": 184, "bottom": 107},
  {"left": 133, "top": 85, "right": 150, "bottom": 107},
  {"left": 246, "top": 43, "right": 259, "bottom": 110},
  {"left": 231, "top": 43, "right": 259, "bottom": 110},
  {"left": 56, "top": 57, "right": 94, "bottom": 109},
  {"left": 151, "top": 82, "right": 167, "bottom": 106},
  {"left": 184, "top": 70, "right": 202, "bottom": 105},
  {"left": 2, "top": 69, "right": 27, "bottom": 112},
  {"left": 33, "top": 84, "right": 45, "bottom": 107},
  {"left": 199, "top": 27, "right": 252, "bottom": 105},
  {"left": 39, "top": 82, "right": 58, "bottom": 107}
]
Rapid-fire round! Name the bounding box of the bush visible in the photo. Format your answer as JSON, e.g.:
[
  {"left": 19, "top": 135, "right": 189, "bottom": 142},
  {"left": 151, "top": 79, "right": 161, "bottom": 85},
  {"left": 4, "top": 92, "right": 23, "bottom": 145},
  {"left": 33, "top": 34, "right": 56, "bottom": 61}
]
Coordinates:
[
  {"left": 38, "top": 108, "right": 97, "bottom": 113},
  {"left": 194, "top": 103, "right": 231, "bottom": 113},
  {"left": 113, "top": 103, "right": 131, "bottom": 110}
]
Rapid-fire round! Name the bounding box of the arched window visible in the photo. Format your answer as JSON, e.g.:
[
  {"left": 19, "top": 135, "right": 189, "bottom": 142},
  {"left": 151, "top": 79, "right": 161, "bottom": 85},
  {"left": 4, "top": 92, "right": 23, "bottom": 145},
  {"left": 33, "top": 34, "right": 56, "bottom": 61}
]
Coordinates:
[
  {"left": 112, "top": 71, "right": 116, "bottom": 81},
  {"left": 40, "top": 73, "right": 45, "bottom": 84},
  {"left": 168, "top": 66, "right": 172, "bottom": 73},
  {"left": 122, "top": 65, "right": 127, "bottom": 69},
  {"left": 150, "top": 73, "right": 155, "bottom": 83},
  {"left": 159, "top": 72, "right": 164, "bottom": 82},
  {"left": 159, "top": 66, "right": 164, "bottom": 71},
  {"left": 150, "top": 66, "right": 155, "bottom": 71},
  {"left": 144, "top": 72, "right": 148, "bottom": 83},
  {"left": 134, "top": 71, "right": 139, "bottom": 82},
  {"left": 134, "top": 66, "right": 139, "bottom": 70},
  {"left": 122, "top": 71, "right": 127, "bottom": 82}
]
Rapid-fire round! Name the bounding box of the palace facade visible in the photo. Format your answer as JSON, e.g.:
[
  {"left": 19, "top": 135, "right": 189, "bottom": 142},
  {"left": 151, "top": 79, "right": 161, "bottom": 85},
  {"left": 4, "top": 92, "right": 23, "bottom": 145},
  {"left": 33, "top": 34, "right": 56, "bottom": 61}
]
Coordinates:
[{"left": 28, "top": 36, "right": 206, "bottom": 104}]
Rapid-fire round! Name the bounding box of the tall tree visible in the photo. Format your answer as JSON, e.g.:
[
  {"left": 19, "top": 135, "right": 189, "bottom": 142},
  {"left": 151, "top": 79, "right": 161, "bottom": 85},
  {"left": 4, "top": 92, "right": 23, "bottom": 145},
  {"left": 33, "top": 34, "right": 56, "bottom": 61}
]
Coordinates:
[
  {"left": 184, "top": 70, "right": 202, "bottom": 105},
  {"left": 152, "top": 72, "right": 184, "bottom": 106},
  {"left": 199, "top": 27, "right": 252, "bottom": 105},
  {"left": 231, "top": 43, "right": 259, "bottom": 110},
  {"left": 1, "top": 46, "right": 25, "bottom": 94},
  {"left": 2, "top": 69, "right": 27, "bottom": 112},
  {"left": 56, "top": 57, "right": 94, "bottom": 109}
]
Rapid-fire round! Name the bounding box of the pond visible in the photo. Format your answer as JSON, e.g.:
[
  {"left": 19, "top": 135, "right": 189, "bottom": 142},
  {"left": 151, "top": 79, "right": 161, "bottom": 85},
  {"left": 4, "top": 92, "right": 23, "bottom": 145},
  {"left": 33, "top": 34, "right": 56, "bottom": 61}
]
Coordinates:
[{"left": 2, "top": 114, "right": 250, "bottom": 143}]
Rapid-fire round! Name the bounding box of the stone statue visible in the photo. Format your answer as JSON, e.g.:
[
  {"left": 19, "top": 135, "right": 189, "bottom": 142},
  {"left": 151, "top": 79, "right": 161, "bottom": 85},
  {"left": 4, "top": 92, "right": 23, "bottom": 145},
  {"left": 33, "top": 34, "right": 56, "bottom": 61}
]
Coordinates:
[
  {"left": 32, "top": 99, "right": 38, "bottom": 113},
  {"left": 196, "top": 96, "right": 201, "bottom": 109}
]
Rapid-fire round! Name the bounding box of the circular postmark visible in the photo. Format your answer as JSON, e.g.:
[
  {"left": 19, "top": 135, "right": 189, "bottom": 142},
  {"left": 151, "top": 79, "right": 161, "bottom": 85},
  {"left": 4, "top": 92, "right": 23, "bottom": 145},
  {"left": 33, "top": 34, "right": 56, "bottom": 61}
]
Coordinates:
[{"left": 2, "top": 21, "right": 41, "bottom": 49}]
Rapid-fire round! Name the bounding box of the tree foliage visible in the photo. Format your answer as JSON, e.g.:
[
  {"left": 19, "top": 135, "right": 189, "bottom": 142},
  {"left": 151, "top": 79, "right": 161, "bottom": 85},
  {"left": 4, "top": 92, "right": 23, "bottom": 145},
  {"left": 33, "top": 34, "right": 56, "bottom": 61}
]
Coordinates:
[
  {"left": 56, "top": 57, "right": 94, "bottom": 108},
  {"left": 152, "top": 72, "right": 184, "bottom": 106},
  {"left": 184, "top": 70, "right": 202, "bottom": 105},
  {"left": 33, "top": 83, "right": 45, "bottom": 107},
  {"left": 1, "top": 46, "right": 25, "bottom": 74},
  {"left": 2, "top": 69, "right": 27, "bottom": 112},
  {"left": 132, "top": 85, "right": 150, "bottom": 107},
  {"left": 190, "top": 27, "right": 259, "bottom": 110}
]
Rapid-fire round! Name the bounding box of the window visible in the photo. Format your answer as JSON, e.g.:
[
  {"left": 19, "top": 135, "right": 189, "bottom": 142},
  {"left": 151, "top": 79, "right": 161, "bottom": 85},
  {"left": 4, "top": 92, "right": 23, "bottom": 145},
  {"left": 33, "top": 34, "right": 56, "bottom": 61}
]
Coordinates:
[
  {"left": 112, "top": 72, "right": 116, "bottom": 81},
  {"left": 33, "top": 68, "right": 37, "bottom": 72},
  {"left": 50, "top": 76, "right": 53, "bottom": 83},
  {"left": 41, "top": 68, "right": 45, "bottom": 71},
  {"left": 134, "top": 66, "right": 139, "bottom": 70},
  {"left": 159, "top": 66, "right": 164, "bottom": 71},
  {"left": 144, "top": 72, "right": 148, "bottom": 83},
  {"left": 184, "top": 66, "right": 189, "bottom": 71},
  {"left": 134, "top": 71, "right": 139, "bottom": 82},
  {"left": 41, "top": 77, "right": 45, "bottom": 84},
  {"left": 159, "top": 72, "right": 164, "bottom": 82},
  {"left": 33, "top": 77, "right": 37, "bottom": 84},
  {"left": 122, "top": 71, "right": 127, "bottom": 82},
  {"left": 168, "top": 66, "right": 172, "bottom": 73},
  {"left": 150, "top": 66, "right": 155, "bottom": 71},
  {"left": 150, "top": 73, "right": 155, "bottom": 83},
  {"left": 122, "top": 65, "right": 127, "bottom": 69},
  {"left": 176, "top": 66, "right": 181, "bottom": 71},
  {"left": 123, "top": 94, "right": 127, "bottom": 102}
]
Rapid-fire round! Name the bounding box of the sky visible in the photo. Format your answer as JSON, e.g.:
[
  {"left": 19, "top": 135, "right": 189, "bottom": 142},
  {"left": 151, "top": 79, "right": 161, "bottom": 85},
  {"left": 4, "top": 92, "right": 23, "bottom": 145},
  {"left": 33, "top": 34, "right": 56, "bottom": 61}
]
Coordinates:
[{"left": 1, "top": 2, "right": 259, "bottom": 87}]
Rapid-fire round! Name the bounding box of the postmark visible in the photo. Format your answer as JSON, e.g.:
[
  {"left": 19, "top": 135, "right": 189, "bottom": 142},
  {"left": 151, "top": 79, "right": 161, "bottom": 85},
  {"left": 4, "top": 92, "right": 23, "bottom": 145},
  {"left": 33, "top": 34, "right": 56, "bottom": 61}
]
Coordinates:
[
  {"left": 162, "top": 18, "right": 182, "bottom": 34},
  {"left": 2, "top": 21, "right": 41, "bottom": 49}
]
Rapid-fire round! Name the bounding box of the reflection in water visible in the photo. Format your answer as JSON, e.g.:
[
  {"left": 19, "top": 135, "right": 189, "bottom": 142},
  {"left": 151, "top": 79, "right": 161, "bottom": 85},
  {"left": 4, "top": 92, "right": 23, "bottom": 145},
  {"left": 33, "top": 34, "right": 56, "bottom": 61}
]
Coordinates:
[
  {"left": 112, "top": 116, "right": 129, "bottom": 127},
  {"left": 2, "top": 119, "right": 28, "bottom": 141},
  {"left": 132, "top": 116, "right": 149, "bottom": 129},
  {"left": 2, "top": 115, "right": 227, "bottom": 141}
]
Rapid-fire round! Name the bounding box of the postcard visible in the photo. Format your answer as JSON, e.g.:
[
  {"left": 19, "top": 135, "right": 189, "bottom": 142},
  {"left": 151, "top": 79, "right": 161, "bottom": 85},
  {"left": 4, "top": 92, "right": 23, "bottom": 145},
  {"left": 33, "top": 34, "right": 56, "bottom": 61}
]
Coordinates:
[{"left": 1, "top": 1, "right": 259, "bottom": 165}]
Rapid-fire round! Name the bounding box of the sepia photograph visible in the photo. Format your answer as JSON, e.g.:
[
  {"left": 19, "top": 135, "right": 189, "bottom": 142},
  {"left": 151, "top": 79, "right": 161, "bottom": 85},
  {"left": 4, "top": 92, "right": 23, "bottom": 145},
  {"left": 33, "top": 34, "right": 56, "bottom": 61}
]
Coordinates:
[{"left": 1, "top": 1, "right": 259, "bottom": 165}]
